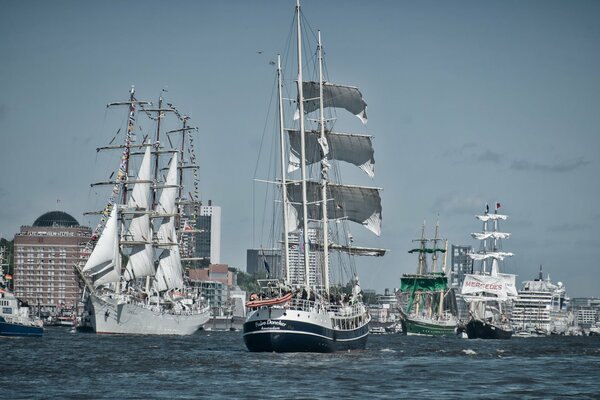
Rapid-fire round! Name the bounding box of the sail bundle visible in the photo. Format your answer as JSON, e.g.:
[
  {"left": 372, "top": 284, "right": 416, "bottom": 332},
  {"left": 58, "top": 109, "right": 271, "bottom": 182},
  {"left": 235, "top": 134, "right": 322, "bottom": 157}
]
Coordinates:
[
  {"left": 471, "top": 232, "right": 511, "bottom": 240},
  {"left": 286, "top": 129, "right": 375, "bottom": 178},
  {"left": 286, "top": 182, "right": 382, "bottom": 236}
]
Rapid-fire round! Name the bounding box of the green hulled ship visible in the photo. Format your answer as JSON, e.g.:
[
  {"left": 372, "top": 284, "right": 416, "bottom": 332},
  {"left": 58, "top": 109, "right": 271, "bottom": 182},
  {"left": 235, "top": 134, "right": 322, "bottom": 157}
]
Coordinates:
[{"left": 399, "top": 222, "right": 458, "bottom": 336}]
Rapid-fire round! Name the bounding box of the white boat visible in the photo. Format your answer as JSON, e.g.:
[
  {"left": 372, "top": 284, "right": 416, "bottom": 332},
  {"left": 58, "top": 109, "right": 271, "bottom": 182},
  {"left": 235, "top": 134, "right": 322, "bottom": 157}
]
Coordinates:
[
  {"left": 0, "top": 247, "right": 44, "bottom": 337},
  {"left": 243, "top": 0, "right": 385, "bottom": 352},
  {"left": 77, "top": 88, "right": 209, "bottom": 335},
  {"left": 461, "top": 203, "right": 517, "bottom": 339},
  {"left": 511, "top": 265, "right": 568, "bottom": 336}
]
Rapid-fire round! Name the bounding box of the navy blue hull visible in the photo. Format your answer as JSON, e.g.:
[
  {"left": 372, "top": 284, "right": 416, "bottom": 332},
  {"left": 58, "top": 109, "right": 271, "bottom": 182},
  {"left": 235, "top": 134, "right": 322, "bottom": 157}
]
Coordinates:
[
  {"left": 466, "top": 319, "right": 512, "bottom": 339},
  {"left": 0, "top": 320, "right": 43, "bottom": 337},
  {"left": 243, "top": 318, "right": 368, "bottom": 353}
]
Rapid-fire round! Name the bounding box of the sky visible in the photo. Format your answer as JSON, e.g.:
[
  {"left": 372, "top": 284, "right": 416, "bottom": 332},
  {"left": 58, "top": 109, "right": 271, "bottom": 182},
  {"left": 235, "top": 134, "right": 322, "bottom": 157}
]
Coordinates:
[{"left": 1, "top": 0, "right": 599, "bottom": 297}]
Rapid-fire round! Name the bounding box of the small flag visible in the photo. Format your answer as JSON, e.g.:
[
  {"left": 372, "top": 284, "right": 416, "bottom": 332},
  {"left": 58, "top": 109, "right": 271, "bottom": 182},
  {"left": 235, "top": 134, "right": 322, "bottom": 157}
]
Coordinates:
[
  {"left": 496, "top": 202, "right": 501, "bottom": 210},
  {"left": 263, "top": 259, "right": 271, "bottom": 278}
]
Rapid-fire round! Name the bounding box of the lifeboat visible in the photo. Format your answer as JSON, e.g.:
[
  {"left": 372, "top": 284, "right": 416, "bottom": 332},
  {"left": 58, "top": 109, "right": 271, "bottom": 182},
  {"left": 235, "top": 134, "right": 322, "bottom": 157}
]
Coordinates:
[{"left": 246, "top": 292, "right": 293, "bottom": 308}]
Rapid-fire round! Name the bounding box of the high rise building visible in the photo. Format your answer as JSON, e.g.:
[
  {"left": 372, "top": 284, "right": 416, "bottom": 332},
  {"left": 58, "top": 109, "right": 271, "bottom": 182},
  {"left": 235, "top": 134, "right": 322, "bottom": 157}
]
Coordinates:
[
  {"left": 195, "top": 201, "right": 221, "bottom": 268},
  {"left": 450, "top": 244, "right": 473, "bottom": 321},
  {"left": 13, "top": 211, "right": 91, "bottom": 313},
  {"left": 287, "top": 228, "right": 325, "bottom": 288}
]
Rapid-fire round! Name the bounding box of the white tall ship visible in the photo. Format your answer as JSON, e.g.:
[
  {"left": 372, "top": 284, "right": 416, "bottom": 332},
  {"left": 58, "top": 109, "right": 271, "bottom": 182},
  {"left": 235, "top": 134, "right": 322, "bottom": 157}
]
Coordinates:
[
  {"left": 77, "top": 88, "right": 209, "bottom": 335},
  {"left": 243, "top": 0, "right": 385, "bottom": 352},
  {"left": 461, "top": 203, "right": 518, "bottom": 339},
  {"left": 511, "top": 266, "right": 568, "bottom": 335}
]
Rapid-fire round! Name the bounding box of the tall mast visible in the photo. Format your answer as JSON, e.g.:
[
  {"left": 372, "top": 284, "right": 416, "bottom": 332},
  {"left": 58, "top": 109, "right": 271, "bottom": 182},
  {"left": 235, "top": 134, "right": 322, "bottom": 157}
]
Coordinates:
[
  {"left": 123, "top": 86, "right": 137, "bottom": 205},
  {"left": 317, "top": 30, "right": 329, "bottom": 294},
  {"left": 431, "top": 220, "right": 440, "bottom": 273},
  {"left": 152, "top": 95, "right": 163, "bottom": 208},
  {"left": 414, "top": 221, "right": 427, "bottom": 275},
  {"left": 296, "top": 0, "right": 311, "bottom": 292},
  {"left": 277, "top": 54, "right": 291, "bottom": 284}
]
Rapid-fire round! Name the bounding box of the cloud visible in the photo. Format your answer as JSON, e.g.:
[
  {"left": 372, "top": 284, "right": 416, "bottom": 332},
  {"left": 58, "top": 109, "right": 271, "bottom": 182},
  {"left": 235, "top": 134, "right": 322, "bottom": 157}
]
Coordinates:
[
  {"left": 510, "top": 157, "right": 589, "bottom": 173},
  {"left": 546, "top": 223, "right": 591, "bottom": 233},
  {"left": 443, "top": 143, "right": 504, "bottom": 165},
  {"left": 431, "top": 193, "right": 486, "bottom": 215}
]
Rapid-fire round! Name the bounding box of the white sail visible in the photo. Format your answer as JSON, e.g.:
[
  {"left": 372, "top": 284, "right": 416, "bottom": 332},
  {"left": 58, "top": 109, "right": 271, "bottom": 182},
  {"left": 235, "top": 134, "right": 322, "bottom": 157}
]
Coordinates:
[
  {"left": 471, "top": 232, "right": 511, "bottom": 240},
  {"left": 123, "top": 145, "right": 154, "bottom": 281},
  {"left": 299, "top": 81, "right": 368, "bottom": 124},
  {"left": 468, "top": 251, "right": 514, "bottom": 261},
  {"left": 154, "top": 153, "right": 184, "bottom": 291},
  {"left": 83, "top": 206, "right": 120, "bottom": 287},
  {"left": 287, "top": 181, "right": 382, "bottom": 236},
  {"left": 476, "top": 213, "right": 508, "bottom": 222},
  {"left": 461, "top": 274, "right": 508, "bottom": 301},
  {"left": 497, "top": 272, "right": 518, "bottom": 297},
  {"left": 287, "top": 129, "right": 375, "bottom": 177}
]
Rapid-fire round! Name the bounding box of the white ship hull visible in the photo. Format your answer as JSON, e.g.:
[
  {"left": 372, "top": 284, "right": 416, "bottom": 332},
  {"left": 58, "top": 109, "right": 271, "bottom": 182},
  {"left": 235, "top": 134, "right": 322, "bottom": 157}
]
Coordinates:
[{"left": 88, "top": 293, "right": 210, "bottom": 335}]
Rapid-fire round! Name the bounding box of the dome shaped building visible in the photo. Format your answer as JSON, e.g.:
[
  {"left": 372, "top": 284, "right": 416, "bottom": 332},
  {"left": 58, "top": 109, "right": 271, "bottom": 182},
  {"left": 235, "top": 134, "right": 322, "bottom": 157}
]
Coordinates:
[{"left": 12, "top": 210, "right": 92, "bottom": 316}]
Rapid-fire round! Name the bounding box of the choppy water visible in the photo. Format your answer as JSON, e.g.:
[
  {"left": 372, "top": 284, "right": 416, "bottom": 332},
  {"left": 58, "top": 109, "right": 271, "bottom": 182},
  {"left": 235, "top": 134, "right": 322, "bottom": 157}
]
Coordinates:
[{"left": 2, "top": 327, "right": 600, "bottom": 399}]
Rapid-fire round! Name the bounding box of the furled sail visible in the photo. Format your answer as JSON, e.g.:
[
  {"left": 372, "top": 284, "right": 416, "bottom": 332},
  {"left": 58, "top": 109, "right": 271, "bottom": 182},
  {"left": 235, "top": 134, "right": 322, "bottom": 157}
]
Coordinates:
[
  {"left": 82, "top": 206, "right": 120, "bottom": 287},
  {"left": 287, "top": 182, "right": 382, "bottom": 236},
  {"left": 468, "top": 251, "right": 514, "bottom": 261},
  {"left": 299, "top": 82, "right": 368, "bottom": 124},
  {"left": 123, "top": 145, "right": 155, "bottom": 281},
  {"left": 476, "top": 214, "right": 508, "bottom": 222},
  {"left": 327, "top": 243, "right": 386, "bottom": 257},
  {"left": 154, "top": 153, "right": 184, "bottom": 291},
  {"left": 471, "top": 232, "right": 511, "bottom": 240},
  {"left": 286, "top": 129, "right": 375, "bottom": 177}
]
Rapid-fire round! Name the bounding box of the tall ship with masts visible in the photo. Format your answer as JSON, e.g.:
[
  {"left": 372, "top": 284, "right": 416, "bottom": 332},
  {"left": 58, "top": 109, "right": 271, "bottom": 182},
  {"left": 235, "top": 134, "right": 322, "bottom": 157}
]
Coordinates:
[
  {"left": 243, "top": 0, "right": 385, "bottom": 352},
  {"left": 461, "top": 203, "right": 517, "bottom": 339},
  {"left": 398, "top": 222, "right": 458, "bottom": 336},
  {"left": 77, "top": 87, "right": 209, "bottom": 335}
]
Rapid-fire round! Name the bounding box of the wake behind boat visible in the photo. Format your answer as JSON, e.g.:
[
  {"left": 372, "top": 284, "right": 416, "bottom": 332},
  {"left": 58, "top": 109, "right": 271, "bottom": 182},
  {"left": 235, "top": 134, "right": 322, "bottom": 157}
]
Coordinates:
[
  {"left": 243, "top": 0, "right": 385, "bottom": 352},
  {"left": 77, "top": 88, "right": 209, "bottom": 335}
]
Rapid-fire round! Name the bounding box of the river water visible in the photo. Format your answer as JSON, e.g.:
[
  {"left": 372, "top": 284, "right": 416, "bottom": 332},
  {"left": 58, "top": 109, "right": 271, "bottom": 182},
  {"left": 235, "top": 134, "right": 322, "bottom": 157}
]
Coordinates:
[{"left": 1, "top": 327, "right": 599, "bottom": 399}]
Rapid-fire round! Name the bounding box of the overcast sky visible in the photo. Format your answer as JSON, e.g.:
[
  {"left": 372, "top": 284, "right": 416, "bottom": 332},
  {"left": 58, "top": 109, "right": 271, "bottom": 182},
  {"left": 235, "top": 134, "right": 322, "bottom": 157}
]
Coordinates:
[{"left": 1, "top": 0, "right": 599, "bottom": 297}]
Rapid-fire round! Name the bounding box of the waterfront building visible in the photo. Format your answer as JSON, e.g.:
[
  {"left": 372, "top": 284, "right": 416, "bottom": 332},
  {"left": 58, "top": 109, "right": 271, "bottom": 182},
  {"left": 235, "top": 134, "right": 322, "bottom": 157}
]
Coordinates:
[
  {"left": 570, "top": 297, "right": 600, "bottom": 328},
  {"left": 195, "top": 202, "right": 221, "bottom": 267},
  {"left": 188, "top": 264, "right": 245, "bottom": 330},
  {"left": 449, "top": 244, "right": 472, "bottom": 321},
  {"left": 12, "top": 211, "right": 92, "bottom": 314}
]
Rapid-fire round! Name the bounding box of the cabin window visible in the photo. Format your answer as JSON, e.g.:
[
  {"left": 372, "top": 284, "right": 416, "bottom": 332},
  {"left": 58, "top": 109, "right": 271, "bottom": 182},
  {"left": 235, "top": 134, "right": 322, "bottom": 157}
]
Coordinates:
[{"left": 2, "top": 307, "right": 12, "bottom": 314}]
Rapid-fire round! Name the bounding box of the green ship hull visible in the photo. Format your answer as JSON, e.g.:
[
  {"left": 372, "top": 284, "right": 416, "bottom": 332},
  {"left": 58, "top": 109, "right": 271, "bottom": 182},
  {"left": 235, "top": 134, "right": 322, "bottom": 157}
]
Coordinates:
[{"left": 401, "top": 316, "right": 457, "bottom": 336}]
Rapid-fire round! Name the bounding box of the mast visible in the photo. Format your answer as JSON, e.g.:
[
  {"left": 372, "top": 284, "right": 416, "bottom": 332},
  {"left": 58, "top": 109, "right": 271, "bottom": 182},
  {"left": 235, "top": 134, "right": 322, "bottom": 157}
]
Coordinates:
[
  {"left": 296, "top": 0, "right": 311, "bottom": 292},
  {"left": 317, "top": 30, "right": 330, "bottom": 294},
  {"left": 439, "top": 239, "right": 448, "bottom": 316},
  {"left": 277, "top": 54, "right": 291, "bottom": 284},
  {"left": 431, "top": 220, "right": 440, "bottom": 273},
  {"left": 414, "top": 221, "right": 427, "bottom": 275}
]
